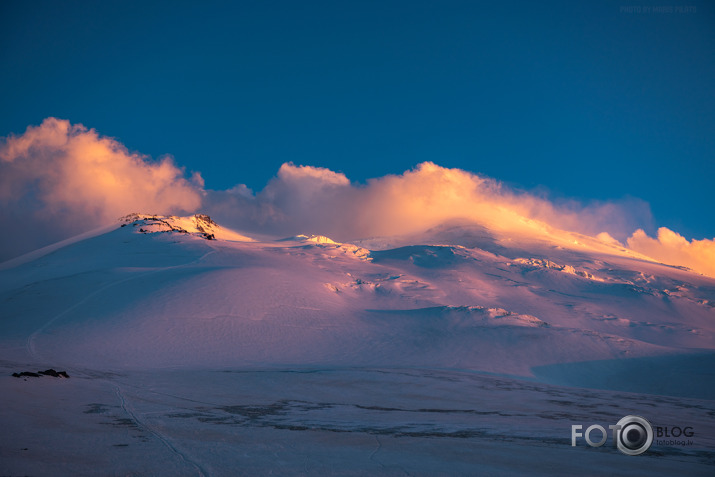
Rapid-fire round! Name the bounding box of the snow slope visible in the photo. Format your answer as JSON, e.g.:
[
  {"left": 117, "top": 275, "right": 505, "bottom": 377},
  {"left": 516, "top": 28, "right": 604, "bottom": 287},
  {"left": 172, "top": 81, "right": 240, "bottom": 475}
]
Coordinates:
[{"left": 1, "top": 215, "right": 713, "bottom": 475}]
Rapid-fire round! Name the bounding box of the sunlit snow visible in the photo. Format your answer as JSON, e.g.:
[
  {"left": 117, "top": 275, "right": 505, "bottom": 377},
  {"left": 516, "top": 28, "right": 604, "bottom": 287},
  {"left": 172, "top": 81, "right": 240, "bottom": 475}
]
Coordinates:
[{"left": 1, "top": 215, "right": 713, "bottom": 475}]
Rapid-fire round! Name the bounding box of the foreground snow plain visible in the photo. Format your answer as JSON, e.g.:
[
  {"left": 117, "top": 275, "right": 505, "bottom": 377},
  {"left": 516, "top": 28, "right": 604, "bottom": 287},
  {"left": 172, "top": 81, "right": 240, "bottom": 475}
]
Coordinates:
[{"left": 1, "top": 215, "right": 713, "bottom": 475}]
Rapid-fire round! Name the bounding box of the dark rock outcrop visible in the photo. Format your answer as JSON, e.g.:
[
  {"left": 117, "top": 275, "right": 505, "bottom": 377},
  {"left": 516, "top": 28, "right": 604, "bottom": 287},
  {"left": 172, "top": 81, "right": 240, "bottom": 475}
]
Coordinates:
[{"left": 12, "top": 369, "right": 70, "bottom": 378}]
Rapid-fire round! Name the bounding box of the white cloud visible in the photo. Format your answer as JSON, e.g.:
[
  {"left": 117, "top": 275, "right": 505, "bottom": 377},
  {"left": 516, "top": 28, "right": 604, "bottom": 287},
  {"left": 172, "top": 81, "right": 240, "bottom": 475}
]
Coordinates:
[
  {"left": 0, "top": 118, "right": 202, "bottom": 259},
  {"left": 208, "top": 161, "right": 654, "bottom": 245},
  {"left": 8, "top": 118, "right": 709, "bottom": 280},
  {"left": 627, "top": 228, "right": 715, "bottom": 277}
]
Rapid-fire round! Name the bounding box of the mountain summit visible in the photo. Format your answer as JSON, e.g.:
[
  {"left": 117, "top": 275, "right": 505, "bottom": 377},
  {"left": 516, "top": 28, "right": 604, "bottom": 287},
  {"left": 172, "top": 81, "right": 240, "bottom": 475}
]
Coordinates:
[
  {"left": 1, "top": 214, "right": 713, "bottom": 475},
  {"left": 119, "top": 213, "right": 255, "bottom": 242},
  {"left": 2, "top": 213, "right": 712, "bottom": 378}
]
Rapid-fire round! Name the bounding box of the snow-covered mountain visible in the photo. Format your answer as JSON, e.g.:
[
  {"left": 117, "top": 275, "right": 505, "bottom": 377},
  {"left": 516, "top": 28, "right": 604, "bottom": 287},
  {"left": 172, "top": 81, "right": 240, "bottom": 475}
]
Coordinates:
[{"left": 1, "top": 215, "right": 713, "bottom": 476}]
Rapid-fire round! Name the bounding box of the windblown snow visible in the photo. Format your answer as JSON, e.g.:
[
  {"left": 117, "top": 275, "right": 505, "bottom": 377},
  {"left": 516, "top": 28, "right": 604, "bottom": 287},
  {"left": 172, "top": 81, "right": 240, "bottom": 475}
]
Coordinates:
[{"left": 0, "top": 215, "right": 713, "bottom": 476}]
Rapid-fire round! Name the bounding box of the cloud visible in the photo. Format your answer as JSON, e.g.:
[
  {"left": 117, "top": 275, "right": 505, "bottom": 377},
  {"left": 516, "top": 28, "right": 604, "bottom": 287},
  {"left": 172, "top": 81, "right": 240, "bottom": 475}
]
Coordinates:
[
  {"left": 6, "top": 118, "right": 709, "bottom": 280},
  {"left": 627, "top": 228, "right": 715, "bottom": 277},
  {"left": 206, "top": 161, "right": 653, "bottom": 244},
  {"left": 0, "top": 118, "right": 202, "bottom": 260}
]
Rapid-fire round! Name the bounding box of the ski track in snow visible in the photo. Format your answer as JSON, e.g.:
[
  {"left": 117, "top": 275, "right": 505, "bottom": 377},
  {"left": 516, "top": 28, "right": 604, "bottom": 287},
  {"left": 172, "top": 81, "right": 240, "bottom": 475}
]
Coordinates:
[
  {"left": 369, "top": 435, "right": 391, "bottom": 474},
  {"left": 3, "top": 217, "right": 715, "bottom": 475},
  {"left": 21, "top": 245, "right": 219, "bottom": 474},
  {"left": 111, "top": 382, "right": 209, "bottom": 477}
]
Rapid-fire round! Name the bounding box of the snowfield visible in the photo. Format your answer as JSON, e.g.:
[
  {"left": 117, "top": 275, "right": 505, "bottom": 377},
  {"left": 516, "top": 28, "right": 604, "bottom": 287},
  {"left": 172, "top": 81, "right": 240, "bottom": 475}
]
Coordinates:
[{"left": 1, "top": 215, "right": 713, "bottom": 475}]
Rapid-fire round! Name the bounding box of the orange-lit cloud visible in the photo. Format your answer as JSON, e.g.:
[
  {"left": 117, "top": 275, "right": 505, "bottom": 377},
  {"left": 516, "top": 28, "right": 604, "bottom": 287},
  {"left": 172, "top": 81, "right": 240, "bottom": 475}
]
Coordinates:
[
  {"left": 208, "top": 161, "right": 653, "bottom": 244},
  {"left": 0, "top": 118, "right": 202, "bottom": 258},
  {"left": 627, "top": 228, "right": 715, "bottom": 277},
  {"left": 5, "top": 118, "right": 712, "bottom": 281}
]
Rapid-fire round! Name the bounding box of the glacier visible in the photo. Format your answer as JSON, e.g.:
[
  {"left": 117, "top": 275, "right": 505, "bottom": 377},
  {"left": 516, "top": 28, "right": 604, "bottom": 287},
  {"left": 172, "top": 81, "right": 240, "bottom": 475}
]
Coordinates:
[{"left": 0, "top": 214, "right": 713, "bottom": 475}]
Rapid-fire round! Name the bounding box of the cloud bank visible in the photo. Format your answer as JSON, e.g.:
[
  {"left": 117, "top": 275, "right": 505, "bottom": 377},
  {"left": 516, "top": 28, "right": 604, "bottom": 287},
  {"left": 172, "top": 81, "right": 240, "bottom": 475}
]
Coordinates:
[
  {"left": 207, "top": 161, "right": 654, "bottom": 244},
  {"left": 627, "top": 228, "right": 715, "bottom": 277},
  {"left": 0, "top": 118, "right": 203, "bottom": 259},
  {"left": 1, "top": 118, "right": 713, "bottom": 278}
]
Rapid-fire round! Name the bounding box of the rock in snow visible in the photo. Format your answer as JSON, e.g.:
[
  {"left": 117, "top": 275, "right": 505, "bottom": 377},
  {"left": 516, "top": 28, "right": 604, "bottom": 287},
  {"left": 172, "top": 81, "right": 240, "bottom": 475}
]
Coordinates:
[
  {"left": 0, "top": 214, "right": 713, "bottom": 476},
  {"left": 12, "top": 369, "right": 69, "bottom": 378}
]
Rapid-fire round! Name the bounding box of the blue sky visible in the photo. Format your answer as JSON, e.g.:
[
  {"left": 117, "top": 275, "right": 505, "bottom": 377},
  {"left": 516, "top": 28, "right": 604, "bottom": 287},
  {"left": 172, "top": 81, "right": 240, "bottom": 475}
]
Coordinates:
[{"left": 1, "top": 0, "right": 713, "bottom": 239}]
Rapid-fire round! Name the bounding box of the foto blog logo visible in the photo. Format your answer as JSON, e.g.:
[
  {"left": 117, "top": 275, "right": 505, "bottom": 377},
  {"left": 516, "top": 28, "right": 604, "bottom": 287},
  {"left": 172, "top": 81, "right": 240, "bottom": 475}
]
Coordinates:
[{"left": 571, "top": 415, "right": 653, "bottom": 456}]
